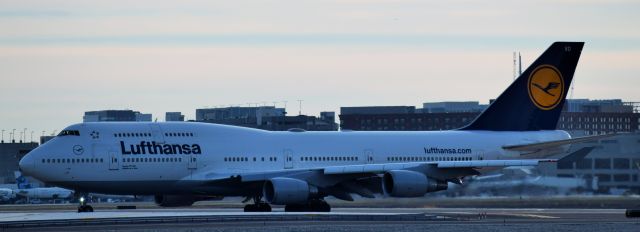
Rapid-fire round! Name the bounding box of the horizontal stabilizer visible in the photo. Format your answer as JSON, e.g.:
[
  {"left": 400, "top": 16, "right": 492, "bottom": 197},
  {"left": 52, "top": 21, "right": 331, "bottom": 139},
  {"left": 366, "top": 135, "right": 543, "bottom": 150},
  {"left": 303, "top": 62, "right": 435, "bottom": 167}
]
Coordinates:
[{"left": 557, "top": 147, "right": 595, "bottom": 163}]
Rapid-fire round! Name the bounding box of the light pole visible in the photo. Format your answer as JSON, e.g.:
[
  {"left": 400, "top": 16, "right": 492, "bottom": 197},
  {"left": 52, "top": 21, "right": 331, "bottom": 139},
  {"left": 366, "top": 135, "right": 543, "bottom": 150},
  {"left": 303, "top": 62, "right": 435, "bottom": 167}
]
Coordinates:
[
  {"left": 22, "top": 128, "right": 27, "bottom": 143},
  {"left": 30, "top": 131, "right": 34, "bottom": 143},
  {"left": 12, "top": 129, "right": 16, "bottom": 143},
  {"left": 1, "top": 129, "right": 4, "bottom": 143}
]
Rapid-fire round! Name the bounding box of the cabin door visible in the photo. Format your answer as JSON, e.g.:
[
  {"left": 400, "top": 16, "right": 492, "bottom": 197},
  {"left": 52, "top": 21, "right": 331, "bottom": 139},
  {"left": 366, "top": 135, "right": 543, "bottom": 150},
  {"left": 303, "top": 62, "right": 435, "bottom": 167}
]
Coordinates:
[
  {"left": 365, "top": 149, "right": 374, "bottom": 164},
  {"left": 188, "top": 154, "right": 197, "bottom": 170},
  {"left": 284, "top": 149, "right": 293, "bottom": 169},
  {"left": 108, "top": 151, "right": 119, "bottom": 170}
]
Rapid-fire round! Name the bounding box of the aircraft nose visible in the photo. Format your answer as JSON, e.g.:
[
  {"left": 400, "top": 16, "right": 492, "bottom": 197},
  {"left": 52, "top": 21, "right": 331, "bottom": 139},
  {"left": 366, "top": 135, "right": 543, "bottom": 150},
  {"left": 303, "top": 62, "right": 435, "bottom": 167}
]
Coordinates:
[{"left": 18, "top": 152, "right": 35, "bottom": 176}]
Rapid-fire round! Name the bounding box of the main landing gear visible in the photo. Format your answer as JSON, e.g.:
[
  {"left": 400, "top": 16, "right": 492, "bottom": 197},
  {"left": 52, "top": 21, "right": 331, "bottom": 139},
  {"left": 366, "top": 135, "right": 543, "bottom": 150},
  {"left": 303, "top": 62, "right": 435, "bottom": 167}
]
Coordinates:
[
  {"left": 76, "top": 193, "right": 93, "bottom": 213},
  {"left": 243, "top": 196, "right": 272, "bottom": 212},
  {"left": 285, "top": 199, "right": 331, "bottom": 212}
]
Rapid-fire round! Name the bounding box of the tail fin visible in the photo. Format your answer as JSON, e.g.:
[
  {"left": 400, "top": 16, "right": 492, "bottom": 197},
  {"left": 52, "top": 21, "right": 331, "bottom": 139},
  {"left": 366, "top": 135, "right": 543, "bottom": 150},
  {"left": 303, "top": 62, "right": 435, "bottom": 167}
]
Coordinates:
[
  {"left": 461, "top": 42, "right": 584, "bottom": 131},
  {"left": 14, "top": 171, "right": 30, "bottom": 189}
]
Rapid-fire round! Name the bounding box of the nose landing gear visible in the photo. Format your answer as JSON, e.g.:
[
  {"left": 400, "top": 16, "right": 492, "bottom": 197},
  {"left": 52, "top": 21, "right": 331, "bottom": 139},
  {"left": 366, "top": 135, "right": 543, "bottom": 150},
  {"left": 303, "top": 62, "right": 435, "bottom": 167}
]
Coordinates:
[{"left": 76, "top": 193, "right": 93, "bottom": 213}]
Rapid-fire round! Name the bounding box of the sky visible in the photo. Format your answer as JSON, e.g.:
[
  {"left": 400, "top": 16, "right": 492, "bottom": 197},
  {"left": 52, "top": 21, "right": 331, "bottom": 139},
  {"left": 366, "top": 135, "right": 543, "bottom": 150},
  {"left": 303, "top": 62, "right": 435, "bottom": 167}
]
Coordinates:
[{"left": 0, "top": 0, "right": 639, "bottom": 139}]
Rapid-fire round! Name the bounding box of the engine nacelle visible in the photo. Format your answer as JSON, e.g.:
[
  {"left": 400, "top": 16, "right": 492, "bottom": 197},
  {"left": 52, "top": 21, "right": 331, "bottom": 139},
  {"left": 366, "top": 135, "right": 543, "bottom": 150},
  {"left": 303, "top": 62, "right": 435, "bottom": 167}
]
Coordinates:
[
  {"left": 263, "top": 177, "right": 318, "bottom": 205},
  {"left": 382, "top": 170, "right": 448, "bottom": 197},
  {"left": 154, "top": 195, "right": 197, "bottom": 207}
]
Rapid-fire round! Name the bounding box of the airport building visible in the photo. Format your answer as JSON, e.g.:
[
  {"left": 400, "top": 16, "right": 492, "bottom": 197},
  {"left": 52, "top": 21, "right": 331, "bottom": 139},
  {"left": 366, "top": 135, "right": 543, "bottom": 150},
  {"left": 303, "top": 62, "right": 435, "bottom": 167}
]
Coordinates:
[
  {"left": 340, "top": 104, "right": 480, "bottom": 131},
  {"left": 555, "top": 133, "right": 640, "bottom": 193},
  {"left": 0, "top": 142, "right": 37, "bottom": 184},
  {"left": 340, "top": 99, "right": 640, "bottom": 133},
  {"left": 83, "top": 110, "right": 152, "bottom": 122},
  {"left": 165, "top": 112, "right": 185, "bottom": 122},
  {"left": 422, "top": 101, "right": 488, "bottom": 113},
  {"left": 196, "top": 106, "right": 338, "bottom": 131}
]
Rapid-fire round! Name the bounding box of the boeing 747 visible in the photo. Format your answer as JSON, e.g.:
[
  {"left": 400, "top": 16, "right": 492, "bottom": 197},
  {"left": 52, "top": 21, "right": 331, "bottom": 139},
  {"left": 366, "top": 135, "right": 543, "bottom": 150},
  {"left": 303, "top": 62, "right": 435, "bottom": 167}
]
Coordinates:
[{"left": 20, "top": 42, "right": 606, "bottom": 212}]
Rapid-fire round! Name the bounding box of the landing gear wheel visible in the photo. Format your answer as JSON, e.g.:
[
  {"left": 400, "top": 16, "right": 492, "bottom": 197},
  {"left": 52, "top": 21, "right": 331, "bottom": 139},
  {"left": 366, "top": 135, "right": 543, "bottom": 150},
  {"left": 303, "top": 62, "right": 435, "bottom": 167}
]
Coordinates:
[
  {"left": 244, "top": 202, "right": 272, "bottom": 212},
  {"left": 258, "top": 203, "right": 271, "bottom": 212},
  {"left": 244, "top": 204, "right": 257, "bottom": 212}
]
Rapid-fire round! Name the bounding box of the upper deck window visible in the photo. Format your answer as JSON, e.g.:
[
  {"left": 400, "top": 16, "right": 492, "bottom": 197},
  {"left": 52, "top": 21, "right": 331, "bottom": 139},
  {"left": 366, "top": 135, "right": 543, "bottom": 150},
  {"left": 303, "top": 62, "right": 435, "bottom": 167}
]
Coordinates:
[{"left": 58, "top": 130, "right": 80, "bottom": 136}]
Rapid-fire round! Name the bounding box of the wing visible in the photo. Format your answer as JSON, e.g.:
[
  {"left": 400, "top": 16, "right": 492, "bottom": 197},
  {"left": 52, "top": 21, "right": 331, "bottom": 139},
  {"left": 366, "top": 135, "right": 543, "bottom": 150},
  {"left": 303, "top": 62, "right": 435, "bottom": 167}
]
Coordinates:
[
  {"left": 193, "top": 158, "right": 557, "bottom": 200},
  {"left": 502, "top": 133, "right": 616, "bottom": 152},
  {"left": 193, "top": 134, "right": 613, "bottom": 199}
]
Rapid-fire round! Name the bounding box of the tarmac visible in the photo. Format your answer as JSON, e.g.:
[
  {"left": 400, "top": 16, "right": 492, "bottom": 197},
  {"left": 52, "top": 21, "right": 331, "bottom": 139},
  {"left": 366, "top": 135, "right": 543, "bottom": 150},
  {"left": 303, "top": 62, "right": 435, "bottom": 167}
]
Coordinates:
[{"left": 1, "top": 204, "right": 638, "bottom": 231}]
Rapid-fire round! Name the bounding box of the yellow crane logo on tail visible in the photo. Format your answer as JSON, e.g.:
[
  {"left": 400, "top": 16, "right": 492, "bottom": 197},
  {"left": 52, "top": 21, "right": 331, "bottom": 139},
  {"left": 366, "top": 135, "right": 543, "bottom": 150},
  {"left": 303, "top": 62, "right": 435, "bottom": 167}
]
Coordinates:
[{"left": 528, "top": 65, "right": 564, "bottom": 110}]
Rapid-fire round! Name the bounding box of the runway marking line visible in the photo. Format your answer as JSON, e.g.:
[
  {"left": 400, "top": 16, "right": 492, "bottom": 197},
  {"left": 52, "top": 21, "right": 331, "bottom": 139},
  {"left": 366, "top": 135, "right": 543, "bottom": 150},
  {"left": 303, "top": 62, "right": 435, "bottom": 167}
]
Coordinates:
[{"left": 493, "top": 213, "right": 559, "bottom": 219}]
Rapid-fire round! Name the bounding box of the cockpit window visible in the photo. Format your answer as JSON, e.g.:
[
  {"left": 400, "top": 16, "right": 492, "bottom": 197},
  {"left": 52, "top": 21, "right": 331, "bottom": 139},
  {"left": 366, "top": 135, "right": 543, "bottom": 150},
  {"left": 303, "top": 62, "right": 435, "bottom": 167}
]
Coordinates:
[{"left": 58, "top": 130, "right": 80, "bottom": 136}]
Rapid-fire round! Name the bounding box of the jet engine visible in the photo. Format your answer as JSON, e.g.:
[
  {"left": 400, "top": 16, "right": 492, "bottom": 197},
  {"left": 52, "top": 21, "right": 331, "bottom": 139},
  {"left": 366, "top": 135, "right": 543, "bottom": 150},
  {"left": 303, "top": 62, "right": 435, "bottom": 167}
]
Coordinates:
[
  {"left": 382, "top": 170, "right": 448, "bottom": 197},
  {"left": 263, "top": 177, "right": 318, "bottom": 205}
]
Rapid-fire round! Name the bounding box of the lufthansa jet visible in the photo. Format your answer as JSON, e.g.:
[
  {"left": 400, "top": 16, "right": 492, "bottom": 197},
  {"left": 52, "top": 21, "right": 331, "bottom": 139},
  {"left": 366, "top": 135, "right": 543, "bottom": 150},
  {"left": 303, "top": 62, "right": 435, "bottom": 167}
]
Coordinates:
[{"left": 20, "top": 42, "right": 606, "bottom": 212}]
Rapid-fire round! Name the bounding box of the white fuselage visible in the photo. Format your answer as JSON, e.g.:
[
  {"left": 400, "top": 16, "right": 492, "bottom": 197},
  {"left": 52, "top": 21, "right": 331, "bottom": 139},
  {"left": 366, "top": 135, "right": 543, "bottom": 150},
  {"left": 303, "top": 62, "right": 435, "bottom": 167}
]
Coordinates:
[
  {"left": 14, "top": 187, "right": 74, "bottom": 199},
  {"left": 0, "top": 188, "right": 16, "bottom": 201},
  {"left": 20, "top": 122, "right": 570, "bottom": 195}
]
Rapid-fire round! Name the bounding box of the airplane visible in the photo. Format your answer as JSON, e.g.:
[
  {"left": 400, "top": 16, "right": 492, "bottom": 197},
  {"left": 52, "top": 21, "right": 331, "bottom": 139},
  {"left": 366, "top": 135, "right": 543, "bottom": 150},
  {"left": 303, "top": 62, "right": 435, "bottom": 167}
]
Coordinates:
[
  {"left": 12, "top": 171, "right": 74, "bottom": 203},
  {"left": 14, "top": 187, "right": 74, "bottom": 202},
  {"left": 19, "top": 41, "right": 608, "bottom": 213},
  {"left": 0, "top": 188, "right": 16, "bottom": 204}
]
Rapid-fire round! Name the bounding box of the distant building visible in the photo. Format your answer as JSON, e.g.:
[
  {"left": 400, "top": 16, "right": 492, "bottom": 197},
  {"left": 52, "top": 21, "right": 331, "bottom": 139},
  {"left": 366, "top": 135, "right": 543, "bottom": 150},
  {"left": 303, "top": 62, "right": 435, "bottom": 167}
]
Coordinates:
[
  {"left": 0, "top": 142, "right": 38, "bottom": 184},
  {"left": 340, "top": 104, "right": 476, "bottom": 131},
  {"left": 320, "top": 111, "right": 336, "bottom": 123},
  {"left": 340, "top": 106, "right": 415, "bottom": 115},
  {"left": 165, "top": 112, "right": 185, "bottom": 122},
  {"left": 558, "top": 100, "right": 640, "bottom": 135},
  {"left": 422, "top": 101, "right": 488, "bottom": 113},
  {"left": 340, "top": 99, "right": 640, "bottom": 133},
  {"left": 83, "top": 110, "right": 152, "bottom": 122},
  {"left": 554, "top": 133, "right": 640, "bottom": 193},
  {"left": 135, "top": 113, "right": 152, "bottom": 122},
  {"left": 196, "top": 106, "right": 286, "bottom": 122},
  {"left": 196, "top": 106, "right": 337, "bottom": 131},
  {"left": 39, "top": 136, "right": 55, "bottom": 144},
  {"left": 565, "top": 99, "right": 633, "bottom": 113}
]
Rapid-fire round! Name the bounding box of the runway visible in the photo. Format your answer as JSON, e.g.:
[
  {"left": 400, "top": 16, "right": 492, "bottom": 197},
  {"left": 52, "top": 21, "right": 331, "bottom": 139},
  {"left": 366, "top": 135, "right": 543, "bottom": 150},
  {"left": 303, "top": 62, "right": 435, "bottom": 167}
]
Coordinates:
[{"left": 1, "top": 206, "right": 638, "bottom": 231}]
